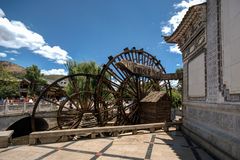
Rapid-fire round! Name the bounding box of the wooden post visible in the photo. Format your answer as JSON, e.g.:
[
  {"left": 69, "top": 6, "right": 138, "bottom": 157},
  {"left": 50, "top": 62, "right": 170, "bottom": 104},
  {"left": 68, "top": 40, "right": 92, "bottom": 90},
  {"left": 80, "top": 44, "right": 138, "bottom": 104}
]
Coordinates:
[
  {"left": 150, "top": 128, "right": 155, "bottom": 133},
  {"left": 29, "top": 136, "right": 36, "bottom": 145},
  {"left": 163, "top": 125, "right": 169, "bottom": 132},
  {"left": 91, "top": 133, "right": 97, "bottom": 139},
  {"left": 113, "top": 131, "right": 119, "bottom": 137},
  {"left": 132, "top": 130, "right": 137, "bottom": 135}
]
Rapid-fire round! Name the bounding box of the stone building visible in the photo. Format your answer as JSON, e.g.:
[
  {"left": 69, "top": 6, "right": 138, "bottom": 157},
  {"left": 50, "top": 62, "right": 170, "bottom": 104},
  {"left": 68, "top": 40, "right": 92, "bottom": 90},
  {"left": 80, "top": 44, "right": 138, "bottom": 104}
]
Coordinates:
[{"left": 164, "top": 1, "right": 240, "bottom": 159}]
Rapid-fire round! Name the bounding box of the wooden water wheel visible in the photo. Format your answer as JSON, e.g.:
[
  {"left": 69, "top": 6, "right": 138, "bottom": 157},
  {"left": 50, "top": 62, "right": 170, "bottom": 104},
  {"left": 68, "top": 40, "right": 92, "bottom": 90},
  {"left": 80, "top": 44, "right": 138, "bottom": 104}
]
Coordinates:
[
  {"left": 96, "top": 47, "right": 171, "bottom": 126},
  {"left": 31, "top": 73, "right": 98, "bottom": 131}
]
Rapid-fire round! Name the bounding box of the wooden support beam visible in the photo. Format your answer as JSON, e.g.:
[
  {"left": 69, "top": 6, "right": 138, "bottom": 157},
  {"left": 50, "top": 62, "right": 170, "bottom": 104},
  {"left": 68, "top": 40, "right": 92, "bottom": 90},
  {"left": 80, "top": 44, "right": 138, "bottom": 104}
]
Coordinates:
[
  {"left": 91, "top": 133, "right": 97, "bottom": 139},
  {"left": 115, "top": 60, "right": 183, "bottom": 80}
]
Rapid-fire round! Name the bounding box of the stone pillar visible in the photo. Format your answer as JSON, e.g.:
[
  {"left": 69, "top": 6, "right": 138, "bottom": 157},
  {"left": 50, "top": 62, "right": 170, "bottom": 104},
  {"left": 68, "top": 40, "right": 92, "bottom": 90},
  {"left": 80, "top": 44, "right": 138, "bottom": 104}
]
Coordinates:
[
  {"left": 23, "top": 102, "right": 26, "bottom": 113},
  {"left": 206, "top": 0, "right": 221, "bottom": 103}
]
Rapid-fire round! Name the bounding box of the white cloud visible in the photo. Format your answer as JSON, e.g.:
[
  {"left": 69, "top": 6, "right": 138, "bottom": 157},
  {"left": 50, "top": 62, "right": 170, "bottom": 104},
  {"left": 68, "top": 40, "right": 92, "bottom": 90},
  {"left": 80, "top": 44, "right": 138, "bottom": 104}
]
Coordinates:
[
  {"left": 161, "top": 0, "right": 206, "bottom": 34},
  {"left": 0, "top": 8, "right": 71, "bottom": 64},
  {"left": 0, "top": 18, "right": 45, "bottom": 50},
  {"left": 157, "top": 41, "right": 166, "bottom": 48},
  {"left": 176, "top": 63, "right": 182, "bottom": 67},
  {"left": 170, "top": 44, "right": 181, "bottom": 54},
  {"left": 10, "top": 57, "right": 15, "bottom": 61},
  {"left": 161, "top": 26, "right": 171, "bottom": 34},
  {"left": 168, "top": 8, "right": 188, "bottom": 31},
  {"left": 0, "top": 52, "right": 7, "bottom": 57},
  {"left": 174, "top": 0, "right": 206, "bottom": 8},
  {"left": 162, "top": 0, "right": 205, "bottom": 55},
  {"left": 41, "top": 69, "right": 68, "bottom": 75},
  {"left": 159, "top": 41, "right": 166, "bottom": 44},
  {"left": 0, "top": 8, "right": 5, "bottom": 17},
  {"left": 34, "top": 45, "right": 71, "bottom": 64},
  {"left": 5, "top": 50, "right": 19, "bottom": 54},
  {"left": 170, "top": 80, "right": 179, "bottom": 87}
]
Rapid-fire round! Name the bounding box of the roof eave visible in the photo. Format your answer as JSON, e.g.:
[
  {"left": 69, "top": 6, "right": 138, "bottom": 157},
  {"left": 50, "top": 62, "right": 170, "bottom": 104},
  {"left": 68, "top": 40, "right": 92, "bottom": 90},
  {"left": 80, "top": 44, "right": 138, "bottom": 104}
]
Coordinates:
[{"left": 163, "top": 3, "right": 206, "bottom": 44}]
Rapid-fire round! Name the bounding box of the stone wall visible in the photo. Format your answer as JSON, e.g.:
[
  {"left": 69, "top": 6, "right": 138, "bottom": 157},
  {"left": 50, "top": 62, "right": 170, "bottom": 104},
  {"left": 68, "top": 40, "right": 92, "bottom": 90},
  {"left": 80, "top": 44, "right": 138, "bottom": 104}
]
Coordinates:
[
  {"left": 182, "top": 0, "right": 240, "bottom": 159},
  {"left": 183, "top": 102, "right": 240, "bottom": 159}
]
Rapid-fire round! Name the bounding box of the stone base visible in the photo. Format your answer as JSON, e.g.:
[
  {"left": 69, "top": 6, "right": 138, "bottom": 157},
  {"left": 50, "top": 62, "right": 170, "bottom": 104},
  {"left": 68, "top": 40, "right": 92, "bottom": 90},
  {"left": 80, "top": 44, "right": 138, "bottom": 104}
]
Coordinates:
[
  {"left": 0, "top": 130, "right": 13, "bottom": 148},
  {"left": 182, "top": 125, "right": 236, "bottom": 160},
  {"left": 183, "top": 101, "right": 240, "bottom": 160},
  {"left": 0, "top": 140, "right": 8, "bottom": 148}
]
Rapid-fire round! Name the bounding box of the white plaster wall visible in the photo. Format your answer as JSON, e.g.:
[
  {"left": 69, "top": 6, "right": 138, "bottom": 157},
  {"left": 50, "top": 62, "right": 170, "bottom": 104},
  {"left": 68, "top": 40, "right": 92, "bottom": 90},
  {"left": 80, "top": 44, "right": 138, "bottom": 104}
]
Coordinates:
[
  {"left": 222, "top": 0, "right": 240, "bottom": 94},
  {"left": 188, "top": 53, "right": 205, "bottom": 97}
]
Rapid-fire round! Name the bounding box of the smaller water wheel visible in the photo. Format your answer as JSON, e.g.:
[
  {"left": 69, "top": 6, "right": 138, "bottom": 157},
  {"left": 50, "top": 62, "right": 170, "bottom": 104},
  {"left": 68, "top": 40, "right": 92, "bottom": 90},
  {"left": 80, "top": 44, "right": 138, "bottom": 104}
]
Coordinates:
[{"left": 31, "top": 73, "right": 98, "bottom": 131}]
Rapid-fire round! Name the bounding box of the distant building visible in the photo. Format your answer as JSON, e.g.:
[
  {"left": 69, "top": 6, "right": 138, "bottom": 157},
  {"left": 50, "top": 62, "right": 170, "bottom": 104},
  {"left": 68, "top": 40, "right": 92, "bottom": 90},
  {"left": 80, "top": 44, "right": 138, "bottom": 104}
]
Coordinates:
[
  {"left": 164, "top": 1, "right": 240, "bottom": 159},
  {"left": 44, "top": 75, "right": 68, "bottom": 87},
  {"left": 42, "top": 75, "right": 68, "bottom": 99},
  {"left": 19, "top": 78, "right": 30, "bottom": 97}
]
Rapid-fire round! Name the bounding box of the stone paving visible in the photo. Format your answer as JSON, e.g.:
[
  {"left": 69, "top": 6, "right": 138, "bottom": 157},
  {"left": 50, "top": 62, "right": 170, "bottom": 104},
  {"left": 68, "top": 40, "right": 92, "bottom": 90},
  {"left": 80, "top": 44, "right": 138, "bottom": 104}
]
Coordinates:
[{"left": 0, "top": 130, "right": 215, "bottom": 160}]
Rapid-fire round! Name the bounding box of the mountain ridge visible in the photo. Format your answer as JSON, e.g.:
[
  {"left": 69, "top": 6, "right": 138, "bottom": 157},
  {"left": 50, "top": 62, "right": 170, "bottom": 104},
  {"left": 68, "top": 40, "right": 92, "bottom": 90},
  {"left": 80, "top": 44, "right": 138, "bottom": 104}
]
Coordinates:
[
  {"left": 0, "top": 61, "right": 26, "bottom": 76},
  {"left": 0, "top": 61, "right": 65, "bottom": 81}
]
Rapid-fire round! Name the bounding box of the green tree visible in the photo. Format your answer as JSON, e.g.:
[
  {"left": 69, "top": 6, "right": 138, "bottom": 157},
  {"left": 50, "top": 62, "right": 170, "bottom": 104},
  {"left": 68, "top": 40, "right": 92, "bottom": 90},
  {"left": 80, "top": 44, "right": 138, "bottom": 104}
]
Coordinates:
[
  {"left": 171, "top": 89, "right": 182, "bottom": 108},
  {"left": 66, "top": 61, "right": 101, "bottom": 75},
  {"left": 24, "top": 65, "right": 46, "bottom": 96},
  {"left": 0, "top": 82, "right": 19, "bottom": 99},
  {"left": 169, "top": 68, "right": 183, "bottom": 108},
  {"left": 175, "top": 68, "right": 183, "bottom": 93},
  {"left": 64, "top": 61, "right": 101, "bottom": 108},
  {"left": 0, "top": 64, "right": 19, "bottom": 98},
  {"left": 65, "top": 61, "right": 101, "bottom": 95}
]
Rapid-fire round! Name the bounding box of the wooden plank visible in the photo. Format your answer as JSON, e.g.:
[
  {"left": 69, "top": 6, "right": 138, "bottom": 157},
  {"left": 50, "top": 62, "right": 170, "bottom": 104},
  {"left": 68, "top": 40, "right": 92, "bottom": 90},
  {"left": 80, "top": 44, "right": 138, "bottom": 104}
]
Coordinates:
[
  {"left": 30, "top": 123, "right": 165, "bottom": 137},
  {"left": 115, "top": 60, "right": 182, "bottom": 80},
  {"left": 29, "top": 123, "right": 165, "bottom": 144},
  {"left": 29, "top": 122, "right": 182, "bottom": 145}
]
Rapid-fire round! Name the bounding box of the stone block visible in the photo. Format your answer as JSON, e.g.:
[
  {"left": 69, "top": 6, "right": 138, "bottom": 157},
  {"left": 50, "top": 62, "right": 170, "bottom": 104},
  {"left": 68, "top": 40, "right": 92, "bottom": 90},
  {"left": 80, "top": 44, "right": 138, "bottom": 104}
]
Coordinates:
[{"left": 0, "top": 130, "right": 13, "bottom": 148}]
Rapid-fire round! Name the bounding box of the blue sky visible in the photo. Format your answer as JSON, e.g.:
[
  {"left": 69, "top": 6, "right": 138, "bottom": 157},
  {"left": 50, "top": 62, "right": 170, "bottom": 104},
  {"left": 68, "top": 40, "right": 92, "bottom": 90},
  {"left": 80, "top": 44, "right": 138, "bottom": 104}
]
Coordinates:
[{"left": 0, "top": 0, "right": 205, "bottom": 75}]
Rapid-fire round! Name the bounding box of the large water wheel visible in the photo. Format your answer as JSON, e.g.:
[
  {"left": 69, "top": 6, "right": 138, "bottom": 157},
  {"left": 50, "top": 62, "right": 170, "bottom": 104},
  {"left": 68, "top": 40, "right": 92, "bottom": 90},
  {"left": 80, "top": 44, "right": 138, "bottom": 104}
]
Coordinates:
[{"left": 96, "top": 47, "right": 171, "bottom": 126}]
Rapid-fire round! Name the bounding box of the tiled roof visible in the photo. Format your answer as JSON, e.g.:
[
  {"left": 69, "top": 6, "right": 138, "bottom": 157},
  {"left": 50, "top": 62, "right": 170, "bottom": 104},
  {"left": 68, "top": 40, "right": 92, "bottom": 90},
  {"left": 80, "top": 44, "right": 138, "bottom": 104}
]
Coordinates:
[{"left": 164, "top": 3, "right": 206, "bottom": 43}]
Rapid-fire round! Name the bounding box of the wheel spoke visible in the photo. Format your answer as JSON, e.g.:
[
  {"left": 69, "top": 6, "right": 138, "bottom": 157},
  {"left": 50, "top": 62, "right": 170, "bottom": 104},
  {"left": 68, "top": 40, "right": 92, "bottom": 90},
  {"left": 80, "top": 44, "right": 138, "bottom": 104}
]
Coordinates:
[
  {"left": 63, "top": 93, "right": 80, "bottom": 110},
  {"left": 41, "top": 97, "right": 61, "bottom": 107},
  {"left": 47, "top": 125, "right": 60, "bottom": 131}
]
